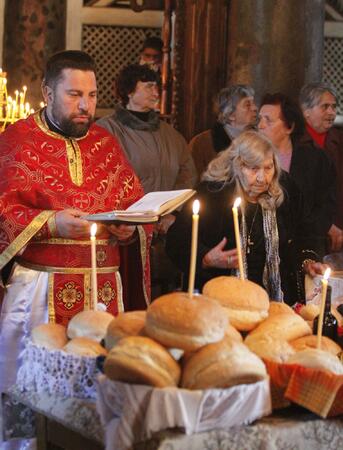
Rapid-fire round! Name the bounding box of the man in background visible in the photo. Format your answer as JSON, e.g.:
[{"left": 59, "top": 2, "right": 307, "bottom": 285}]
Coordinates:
[{"left": 139, "top": 36, "right": 163, "bottom": 72}]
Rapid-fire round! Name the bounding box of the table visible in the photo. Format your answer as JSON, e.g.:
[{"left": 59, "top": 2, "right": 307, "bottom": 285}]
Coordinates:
[{"left": 3, "top": 385, "right": 343, "bottom": 450}]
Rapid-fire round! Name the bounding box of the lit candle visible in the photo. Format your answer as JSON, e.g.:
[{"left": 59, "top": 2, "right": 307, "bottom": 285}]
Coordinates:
[
  {"left": 232, "top": 197, "right": 245, "bottom": 280},
  {"left": 11, "top": 100, "right": 16, "bottom": 121},
  {"left": 188, "top": 200, "right": 200, "bottom": 298},
  {"left": 21, "top": 86, "right": 27, "bottom": 106},
  {"left": 25, "top": 102, "right": 30, "bottom": 116},
  {"left": 15, "top": 90, "right": 19, "bottom": 105},
  {"left": 90, "top": 223, "right": 98, "bottom": 310},
  {"left": 6, "top": 97, "right": 12, "bottom": 120},
  {"left": 40, "top": 101, "right": 45, "bottom": 109},
  {"left": 316, "top": 267, "right": 331, "bottom": 349}
]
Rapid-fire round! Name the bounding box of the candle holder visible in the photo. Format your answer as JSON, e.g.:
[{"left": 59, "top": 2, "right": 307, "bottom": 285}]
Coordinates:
[{"left": 0, "top": 70, "right": 33, "bottom": 132}]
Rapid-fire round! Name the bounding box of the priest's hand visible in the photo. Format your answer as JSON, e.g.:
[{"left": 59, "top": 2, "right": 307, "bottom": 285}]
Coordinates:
[
  {"left": 202, "top": 237, "right": 238, "bottom": 269},
  {"left": 108, "top": 224, "right": 136, "bottom": 241},
  {"left": 55, "top": 209, "right": 91, "bottom": 238}
]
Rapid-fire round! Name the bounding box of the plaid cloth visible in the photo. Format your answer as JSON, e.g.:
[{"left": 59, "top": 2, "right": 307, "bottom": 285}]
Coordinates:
[{"left": 264, "top": 359, "right": 343, "bottom": 418}]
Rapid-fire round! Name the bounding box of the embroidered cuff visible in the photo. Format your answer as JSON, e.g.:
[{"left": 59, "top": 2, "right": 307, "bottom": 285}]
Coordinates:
[{"left": 47, "top": 213, "right": 58, "bottom": 238}]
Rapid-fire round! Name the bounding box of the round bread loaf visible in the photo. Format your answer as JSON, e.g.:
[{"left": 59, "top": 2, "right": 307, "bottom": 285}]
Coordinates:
[
  {"left": 31, "top": 323, "right": 68, "bottom": 350},
  {"left": 104, "top": 336, "right": 181, "bottom": 387},
  {"left": 268, "top": 301, "right": 294, "bottom": 316},
  {"left": 287, "top": 348, "right": 343, "bottom": 375},
  {"left": 290, "top": 335, "right": 341, "bottom": 356},
  {"left": 145, "top": 292, "right": 228, "bottom": 351},
  {"left": 245, "top": 313, "right": 312, "bottom": 346},
  {"left": 64, "top": 337, "right": 108, "bottom": 357},
  {"left": 245, "top": 336, "right": 295, "bottom": 363},
  {"left": 105, "top": 311, "right": 146, "bottom": 350},
  {"left": 181, "top": 338, "right": 267, "bottom": 389},
  {"left": 299, "top": 303, "right": 320, "bottom": 321},
  {"left": 67, "top": 310, "right": 114, "bottom": 342},
  {"left": 225, "top": 323, "right": 243, "bottom": 342},
  {"left": 202, "top": 276, "right": 269, "bottom": 331}
]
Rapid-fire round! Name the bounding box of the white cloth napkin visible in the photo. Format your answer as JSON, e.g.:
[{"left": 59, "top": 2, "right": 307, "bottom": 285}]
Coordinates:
[{"left": 96, "top": 375, "right": 271, "bottom": 450}]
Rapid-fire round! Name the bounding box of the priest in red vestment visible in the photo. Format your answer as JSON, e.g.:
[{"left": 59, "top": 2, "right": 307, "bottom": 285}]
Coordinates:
[{"left": 0, "top": 51, "right": 152, "bottom": 407}]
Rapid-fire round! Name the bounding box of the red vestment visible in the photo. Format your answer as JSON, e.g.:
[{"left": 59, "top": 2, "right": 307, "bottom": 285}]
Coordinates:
[{"left": 0, "top": 112, "right": 152, "bottom": 324}]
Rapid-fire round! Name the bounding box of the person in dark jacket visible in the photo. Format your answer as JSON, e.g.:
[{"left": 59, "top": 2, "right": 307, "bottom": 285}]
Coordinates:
[
  {"left": 167, "top": 131, "right": 326, "bottom": 305},
  {"left": 258, "top": 93, "right": 336, "bottom": 257},
  {"left": 299, "top": 82, "right": 343, "bottom": 252},
  {"left": 188, "top": 85, "right": 257, "bottom": 180}
]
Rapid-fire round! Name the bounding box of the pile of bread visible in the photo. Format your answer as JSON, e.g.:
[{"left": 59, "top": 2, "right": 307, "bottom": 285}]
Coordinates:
[{"left": 31, "top": 276, "right": 343, "bottom": 390}]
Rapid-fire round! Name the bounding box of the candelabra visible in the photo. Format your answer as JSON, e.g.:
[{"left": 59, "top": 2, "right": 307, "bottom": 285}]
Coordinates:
[{"left": 0, "top": 69, "right": 34, "bottom": 132}]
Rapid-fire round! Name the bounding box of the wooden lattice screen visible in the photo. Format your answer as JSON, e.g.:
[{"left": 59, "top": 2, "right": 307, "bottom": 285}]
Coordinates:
[
  {"left": 324, "top": 36, "right": 343, "bottom": 114},
  {"left": 82, "top": 24, "right": 161, "bottom": 109}
]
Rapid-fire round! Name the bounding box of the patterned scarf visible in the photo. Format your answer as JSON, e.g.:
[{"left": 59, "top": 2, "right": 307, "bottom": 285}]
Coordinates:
[{"left": 241, "top": 206, "right": 283, "bottom": 301}]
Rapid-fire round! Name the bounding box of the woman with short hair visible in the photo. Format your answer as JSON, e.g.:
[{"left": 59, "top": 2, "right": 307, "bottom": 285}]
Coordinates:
[{"left": 189, "top": 85, "right": 258, "bottom": 179}]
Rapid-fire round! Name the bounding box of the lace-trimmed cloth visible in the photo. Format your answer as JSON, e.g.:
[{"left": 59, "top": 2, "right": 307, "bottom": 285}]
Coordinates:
[{"left": 16, "top": 340, "right": 100, "bottom": 400}]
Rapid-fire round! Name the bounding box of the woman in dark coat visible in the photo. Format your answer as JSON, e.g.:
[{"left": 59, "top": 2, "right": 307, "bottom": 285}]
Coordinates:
[{"left": 166, "top": 131, "right": 325, "bottom": 305}]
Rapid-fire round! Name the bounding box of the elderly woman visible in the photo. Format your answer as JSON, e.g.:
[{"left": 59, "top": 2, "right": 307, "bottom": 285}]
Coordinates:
[
  {"left": 258, "top": 93, "right": 336, "bottom": 256},
  {"left": 189, "top": 85, "right": 257, "bottom": 179},
  {"left": 97, "top": 64, "right": 196, "bottom": 295},
  {"left": 166, "top": 131, "right": 324, "bottom": 304}
]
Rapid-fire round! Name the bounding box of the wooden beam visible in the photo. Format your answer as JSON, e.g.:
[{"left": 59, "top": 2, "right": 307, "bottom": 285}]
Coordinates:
[{"left": 82, "top": 6, "right": 163, "bottom": 27}]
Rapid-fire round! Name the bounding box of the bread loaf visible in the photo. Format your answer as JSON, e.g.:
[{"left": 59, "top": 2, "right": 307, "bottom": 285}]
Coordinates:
[
  {"left": 105, "top": 311, "right": 146, "bottom": 350},
  {"left": 67, "top": 310, "right": 114, "bottom": 342},
  {"left": 203, "top": 276, "right": 269, "bottom": 331},
  {"left": 181, "top": 338, "right": 267, "bottom": 389},
  {"left": 31, "top": 323, "right": 68, "bottom": 350},
  {"left": 104, "top": 336, "right": 181, "bottom": 387},
  {"left": 145, "top": 292, "right": 228, "bottom": 351}
]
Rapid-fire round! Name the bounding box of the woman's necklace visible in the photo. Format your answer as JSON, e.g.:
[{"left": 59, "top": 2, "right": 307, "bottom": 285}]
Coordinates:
[{"left": 247, "top": 204, "right": 259, "bottom": 254}]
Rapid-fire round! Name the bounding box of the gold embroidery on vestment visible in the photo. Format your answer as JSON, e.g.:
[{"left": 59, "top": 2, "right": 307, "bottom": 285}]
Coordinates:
[
  {"left": 15, "top": 258, "right": 119, "bottom": 274},
  {"left": 84, "top": 273, "right": 91, "bottom": 310},
  {"left": 35, "top": 111, "right": 84, "bottom": 186},
  {"left": 137, "top": 225, "right": 150, "bottom": 306},
  {"left": 56, "top": 281, "right": 83, "bottom": 310},
  {"left": 116, "top": 271, "right": 124, "bottom": 312},
  {"left": 98, "top": 280, "right": 115, "bottom": 306},
  {"left": 37, "top": 238, "right": 113, "bottom": 245},
  {"left": 0, "top": 210, "right": 55, "bottom": 269},
  {"left": 48, "top": 273, "right": 56, "bottom": 323}
]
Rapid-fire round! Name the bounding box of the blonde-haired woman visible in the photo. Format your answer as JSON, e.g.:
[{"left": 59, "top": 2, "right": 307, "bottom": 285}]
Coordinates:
[{"left": 166, "top": 131, "right": 324, "bottom": 304}]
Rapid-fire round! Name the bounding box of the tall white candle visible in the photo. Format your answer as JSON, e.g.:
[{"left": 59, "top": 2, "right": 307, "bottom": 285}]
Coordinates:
[
  {"left": 90, "top": 223, "right": 98, "bottom": 310},
  {"left": 232, "top": 197, "right": 245, "bottom": 280},
  {"left": 316, "top": 267, "right": 331, "bottom": 349},
  {"left": 188, "top": 200, "right": 200, "bottom": 298}
]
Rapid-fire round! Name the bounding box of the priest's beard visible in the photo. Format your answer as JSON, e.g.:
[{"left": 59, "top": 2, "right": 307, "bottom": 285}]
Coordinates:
[{"left": 50, "top": 103, "right": 94, "bottom": 138}]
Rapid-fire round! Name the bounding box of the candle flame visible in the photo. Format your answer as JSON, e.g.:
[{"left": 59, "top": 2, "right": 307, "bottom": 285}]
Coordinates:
[
  {"left": 23, "top": 85, "right": 27, "bottom": 91},
  {"left": 90, "top": 223, "right": 97, "bottom": 237},
  {"left": 323, "top": 267, "right": 331, "bottom": 281},
  {"left": 192, "top": 199, "right": 200, "bottom": 215},
  {"left": 233, "top": 197, "right": 241, "bottom": 208}
]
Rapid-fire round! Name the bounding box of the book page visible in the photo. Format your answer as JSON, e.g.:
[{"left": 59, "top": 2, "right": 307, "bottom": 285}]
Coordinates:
[{"left": 126, "top": 190, "right": 193, "bottom": 214}]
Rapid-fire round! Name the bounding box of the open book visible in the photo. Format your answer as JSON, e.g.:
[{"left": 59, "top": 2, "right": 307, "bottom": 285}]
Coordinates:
[{"left": 84, "top": 189, "right": 195, "bottom": 224}]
